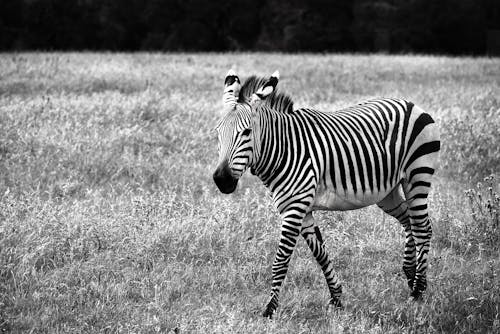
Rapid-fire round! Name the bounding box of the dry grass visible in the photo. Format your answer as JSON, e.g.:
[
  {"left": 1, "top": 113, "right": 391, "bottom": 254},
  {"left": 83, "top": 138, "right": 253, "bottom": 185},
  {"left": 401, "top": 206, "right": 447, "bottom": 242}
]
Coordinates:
[{"left": 0, "top": 53, "right": 499, "bottom": 333}]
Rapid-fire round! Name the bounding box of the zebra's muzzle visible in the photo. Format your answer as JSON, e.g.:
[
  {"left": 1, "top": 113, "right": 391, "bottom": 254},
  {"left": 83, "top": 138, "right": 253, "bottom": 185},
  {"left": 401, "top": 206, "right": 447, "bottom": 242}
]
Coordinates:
[{"left": 213, "top": 163, "right": 238, "bottom": 194}]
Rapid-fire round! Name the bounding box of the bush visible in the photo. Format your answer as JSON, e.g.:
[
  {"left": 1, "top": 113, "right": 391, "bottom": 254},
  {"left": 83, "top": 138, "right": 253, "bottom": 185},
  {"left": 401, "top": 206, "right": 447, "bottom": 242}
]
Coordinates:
[{"left": 465, "top": 175, "right": 500, "bottom": 249}]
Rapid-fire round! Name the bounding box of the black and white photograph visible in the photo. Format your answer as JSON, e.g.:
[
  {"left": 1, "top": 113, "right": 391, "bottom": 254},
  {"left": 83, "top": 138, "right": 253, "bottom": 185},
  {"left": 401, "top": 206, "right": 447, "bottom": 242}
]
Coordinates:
[{"left": 1, "top": 1, "right": 499, "bottom": 333}]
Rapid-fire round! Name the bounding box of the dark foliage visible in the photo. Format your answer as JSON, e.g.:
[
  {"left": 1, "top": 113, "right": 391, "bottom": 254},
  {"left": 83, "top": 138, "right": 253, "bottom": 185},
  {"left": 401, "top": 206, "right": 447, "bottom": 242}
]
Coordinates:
[{"left": 1, "top": 0, "right": 499, "bottom": 54}]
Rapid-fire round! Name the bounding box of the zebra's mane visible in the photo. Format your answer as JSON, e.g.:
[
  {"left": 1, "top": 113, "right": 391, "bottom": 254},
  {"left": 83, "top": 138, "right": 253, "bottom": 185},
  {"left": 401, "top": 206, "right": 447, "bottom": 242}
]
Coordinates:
[{"left": 238, "top": 76, "right": 294, "bottom": 113}]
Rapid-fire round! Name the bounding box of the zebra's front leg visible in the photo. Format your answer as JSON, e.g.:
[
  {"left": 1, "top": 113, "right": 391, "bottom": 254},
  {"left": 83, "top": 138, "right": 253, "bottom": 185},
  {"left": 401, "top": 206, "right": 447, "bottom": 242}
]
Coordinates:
[
  {"left": 300, "top": 213, "right": 342, "bottom": 308},
  {"left": 262, "top": 216, "right": 302, "bottom": 318}
]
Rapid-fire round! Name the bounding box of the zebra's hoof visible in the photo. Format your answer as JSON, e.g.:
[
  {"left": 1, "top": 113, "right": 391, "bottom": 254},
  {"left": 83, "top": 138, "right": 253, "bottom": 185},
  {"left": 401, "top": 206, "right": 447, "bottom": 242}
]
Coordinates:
[
  {"left": 262, "top": 307, "right": 274, "bottom": 319},
  {"left": 328, "top": 297, "right": 343, "bottom": 309},
  {"left": 410, "top": 289, "right": 423, "bottom": 301}
]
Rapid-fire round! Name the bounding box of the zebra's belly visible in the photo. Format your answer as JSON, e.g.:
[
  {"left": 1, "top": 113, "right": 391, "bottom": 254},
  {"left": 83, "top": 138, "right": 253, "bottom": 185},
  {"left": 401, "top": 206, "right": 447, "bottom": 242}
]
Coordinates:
[{"left": 312, "top": 186, "right": 390, "bottom": 211}]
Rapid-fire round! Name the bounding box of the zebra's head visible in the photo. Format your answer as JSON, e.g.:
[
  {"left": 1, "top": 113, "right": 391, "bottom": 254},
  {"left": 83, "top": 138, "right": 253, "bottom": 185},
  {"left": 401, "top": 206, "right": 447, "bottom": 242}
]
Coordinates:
[{"left": 213, "top": 69, "right": 279, "bottom": 194}]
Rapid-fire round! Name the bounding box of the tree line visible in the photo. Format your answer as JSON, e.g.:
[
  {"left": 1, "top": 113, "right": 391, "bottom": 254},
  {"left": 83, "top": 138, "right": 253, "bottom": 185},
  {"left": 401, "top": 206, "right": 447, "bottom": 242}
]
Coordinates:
[{"left": 1, "top": 0, "right": 499, "bottom": 54}]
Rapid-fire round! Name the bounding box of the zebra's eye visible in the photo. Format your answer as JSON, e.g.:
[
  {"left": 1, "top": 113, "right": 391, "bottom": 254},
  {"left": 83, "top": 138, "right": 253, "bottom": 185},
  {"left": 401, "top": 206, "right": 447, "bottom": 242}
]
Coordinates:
[{"left": 241, "top": 128, "right": 252, "bottom": 137}]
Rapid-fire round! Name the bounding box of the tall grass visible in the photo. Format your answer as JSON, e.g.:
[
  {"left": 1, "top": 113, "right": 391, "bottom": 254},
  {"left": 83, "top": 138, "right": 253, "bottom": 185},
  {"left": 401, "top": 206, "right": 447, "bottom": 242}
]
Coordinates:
[{"left": 0, "top": 53, "right": 499, "bottom": 333}]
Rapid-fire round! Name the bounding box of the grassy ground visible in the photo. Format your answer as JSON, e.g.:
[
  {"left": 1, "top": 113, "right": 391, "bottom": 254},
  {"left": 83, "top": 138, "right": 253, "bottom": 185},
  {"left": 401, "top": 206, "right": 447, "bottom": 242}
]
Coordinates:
[{"left": 0, "top": 53, "right": 499, "bottom": 333}]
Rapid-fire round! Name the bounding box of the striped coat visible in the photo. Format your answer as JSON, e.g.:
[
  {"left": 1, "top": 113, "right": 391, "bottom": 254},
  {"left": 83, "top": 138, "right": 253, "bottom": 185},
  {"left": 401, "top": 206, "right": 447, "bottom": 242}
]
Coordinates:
[{"left": 213, "top": 70, "right": 440, "bottom": 317}]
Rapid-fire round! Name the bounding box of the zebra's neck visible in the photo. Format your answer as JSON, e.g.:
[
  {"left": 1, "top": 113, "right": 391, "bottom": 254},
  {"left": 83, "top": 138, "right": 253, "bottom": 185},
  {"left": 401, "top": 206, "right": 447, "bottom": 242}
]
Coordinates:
[{"left": 251, "top": 110, "right": 297, "bottom": 188}]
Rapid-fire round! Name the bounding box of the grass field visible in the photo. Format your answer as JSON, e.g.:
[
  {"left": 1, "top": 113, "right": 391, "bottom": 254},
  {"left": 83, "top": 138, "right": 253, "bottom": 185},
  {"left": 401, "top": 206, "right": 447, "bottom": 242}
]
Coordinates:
[{"left": 0, "top": 53, "right": 499, "bottom": 333}]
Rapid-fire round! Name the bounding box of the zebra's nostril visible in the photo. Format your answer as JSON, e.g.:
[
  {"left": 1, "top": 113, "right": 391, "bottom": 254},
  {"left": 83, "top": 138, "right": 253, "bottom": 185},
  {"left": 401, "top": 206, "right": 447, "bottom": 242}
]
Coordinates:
[
  {"left": 213, "top": 166, "right": 228, "bottom": 181},
  {"left": 213, "top": 167, "right": 238, "bottom": 194},
  {"left": 212, "top": 171, "right": 225, "bottom": 184}
]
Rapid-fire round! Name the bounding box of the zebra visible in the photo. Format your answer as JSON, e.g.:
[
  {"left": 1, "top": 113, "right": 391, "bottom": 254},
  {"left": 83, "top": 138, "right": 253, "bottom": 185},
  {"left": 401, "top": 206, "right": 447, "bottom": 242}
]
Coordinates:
[{"left": 213, "top": 69, "right": 440, "bottom": 318}]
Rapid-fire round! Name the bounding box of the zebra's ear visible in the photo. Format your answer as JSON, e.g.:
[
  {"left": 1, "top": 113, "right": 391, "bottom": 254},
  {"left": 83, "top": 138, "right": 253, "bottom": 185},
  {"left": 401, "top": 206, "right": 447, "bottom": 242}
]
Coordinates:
[
  {"left": 223, "top": 69, "right": 241, "bottom": 110},
  {"left": 251, "top": 71, "right": 279, "bottom": 103}
]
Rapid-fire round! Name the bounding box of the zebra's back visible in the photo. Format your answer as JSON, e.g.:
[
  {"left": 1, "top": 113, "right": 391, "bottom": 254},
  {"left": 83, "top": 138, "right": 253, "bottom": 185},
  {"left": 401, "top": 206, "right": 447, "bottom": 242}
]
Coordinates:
[{"left": 290, "top": 98, "right": 439, "bottom": 211}]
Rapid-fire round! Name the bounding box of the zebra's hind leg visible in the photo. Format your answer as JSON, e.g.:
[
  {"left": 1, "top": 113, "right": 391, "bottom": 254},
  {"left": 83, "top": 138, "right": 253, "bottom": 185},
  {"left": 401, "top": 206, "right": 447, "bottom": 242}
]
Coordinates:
[
  {"left": 300, "top": 213, "right": 343, "bottom": 308},
  {"left": 377, "top": 185, "right": 416, "bottom": 291},
  {"left": 403, "top": 174, "right": 434, "bottom": 299}
]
